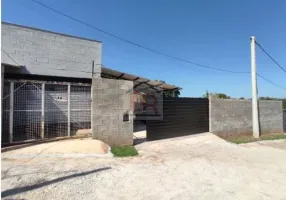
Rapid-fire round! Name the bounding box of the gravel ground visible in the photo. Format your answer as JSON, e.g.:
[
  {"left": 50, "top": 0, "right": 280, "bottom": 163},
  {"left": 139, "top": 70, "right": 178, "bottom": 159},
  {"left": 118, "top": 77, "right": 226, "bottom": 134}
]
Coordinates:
[
  {"left": 241, "top": 139, "right": 286, "bottom": 150},
  {"left": 2, "top": 133, "right": 286, "bottom": 200}
]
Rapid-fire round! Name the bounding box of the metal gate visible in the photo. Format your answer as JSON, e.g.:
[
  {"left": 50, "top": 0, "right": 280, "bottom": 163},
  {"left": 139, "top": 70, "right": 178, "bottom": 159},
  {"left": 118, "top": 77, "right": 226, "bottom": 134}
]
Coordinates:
[
  {"left": 146, "top": 97, "right": 209, "bottom": 140},
  {"left": 2, "top": 80, "right": 91, "bottom": 144}
]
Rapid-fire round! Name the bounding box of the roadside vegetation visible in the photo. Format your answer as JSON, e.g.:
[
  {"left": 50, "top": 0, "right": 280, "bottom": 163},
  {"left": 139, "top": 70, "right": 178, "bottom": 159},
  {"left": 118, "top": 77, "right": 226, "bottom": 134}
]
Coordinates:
[
  {"left": 225, "top": 134, "right": 286, "bottom": 144},
  {"left": 111, "top": 145, "right": 138, "bottom": 157},
  {"left": 202, "top": 91, "right": 286, "bottom": 110}
]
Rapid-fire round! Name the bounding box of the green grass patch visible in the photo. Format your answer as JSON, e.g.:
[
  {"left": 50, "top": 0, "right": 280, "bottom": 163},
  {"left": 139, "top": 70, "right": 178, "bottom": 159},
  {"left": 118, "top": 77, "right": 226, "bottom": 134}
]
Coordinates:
[
  {"left": 226, "top": 134, "right": 286, "bottom": 144},
  {"left": 111, "top": 145, "right": 138, "bottom": 157}
]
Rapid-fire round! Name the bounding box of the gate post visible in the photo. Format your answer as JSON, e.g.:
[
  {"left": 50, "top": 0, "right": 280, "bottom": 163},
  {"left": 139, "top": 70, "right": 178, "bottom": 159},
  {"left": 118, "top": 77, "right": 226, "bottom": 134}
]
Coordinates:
[
  {"left": 9, "top": 82, "right": 14, "bottom": 143},
  {"left": 41, "top": 83, "right": 45, "bottom": 139},
  {"left": 68, "top": 83, "right": 71, "bottom": 136}
]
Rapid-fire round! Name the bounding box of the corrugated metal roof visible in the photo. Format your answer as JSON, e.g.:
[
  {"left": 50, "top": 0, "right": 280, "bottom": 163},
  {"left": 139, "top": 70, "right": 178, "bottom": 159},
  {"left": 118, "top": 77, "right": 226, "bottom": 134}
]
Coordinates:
[{"left": 101, "top": 66, "right": 181, "bottom": 91}]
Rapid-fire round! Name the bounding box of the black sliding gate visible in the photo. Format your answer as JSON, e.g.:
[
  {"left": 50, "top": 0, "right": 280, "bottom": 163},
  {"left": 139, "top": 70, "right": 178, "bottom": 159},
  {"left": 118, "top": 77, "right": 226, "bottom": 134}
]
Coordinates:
[{"left": 146, "top": 97, "right": 209, "bottom": 140}]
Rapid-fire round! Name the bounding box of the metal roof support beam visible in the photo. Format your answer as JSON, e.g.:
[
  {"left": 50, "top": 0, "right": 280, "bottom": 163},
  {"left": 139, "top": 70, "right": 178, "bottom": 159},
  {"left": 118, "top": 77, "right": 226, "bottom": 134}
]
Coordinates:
[
  {"left": 101, "top": 66, "right": 181, "bottom": 90},
  {"left": 154, "top": 83, "right": 164, "bottom": 87},
  {"left": 144, "top": 83, "right": 162, "bottom": 93},
  {"left": 133, "top": 80, "right": 150, "bottom": 89},
  {"left": 116, "top": 73, "right": 125, "bottom": 79},
  {"left": 134, "top": 81, "right": 162, "bottom": 93}
]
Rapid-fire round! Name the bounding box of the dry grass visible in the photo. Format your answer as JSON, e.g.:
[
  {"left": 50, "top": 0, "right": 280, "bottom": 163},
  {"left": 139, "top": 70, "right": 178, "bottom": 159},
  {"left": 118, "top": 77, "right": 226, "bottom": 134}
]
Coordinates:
[{"left": 225, "top": 133, "right": 286, "bottom": 144}]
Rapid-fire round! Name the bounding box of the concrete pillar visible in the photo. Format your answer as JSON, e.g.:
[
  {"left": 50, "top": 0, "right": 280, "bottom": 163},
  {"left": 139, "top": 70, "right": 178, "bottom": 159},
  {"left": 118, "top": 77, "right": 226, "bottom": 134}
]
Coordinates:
[
  {"left": 92, "top": 78, "right": 133, "bottom": 146},
  {"left": 1, "top": 66, "right": 4, "bottom": 138}
]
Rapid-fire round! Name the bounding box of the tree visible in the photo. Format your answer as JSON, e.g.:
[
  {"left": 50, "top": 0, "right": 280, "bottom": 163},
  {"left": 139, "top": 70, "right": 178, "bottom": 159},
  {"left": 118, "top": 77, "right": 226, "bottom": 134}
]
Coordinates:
[
  {"left": 259, "top": 97, "right": 273, "bottom": 100},
  {"left": 283, "top": 99, "right": 286, "bottom": 109},
  {"left": 202, "top": 90, "right": 209, "bottom": 98},
  {"left": 259, "top": 97, "right": 286, "bottom": 109},
  {"left": 163, "top": 89, "right": 180, "bottom": 97},
  {"left": 202, "top": 90, "right": 230, "bottom": 99},
  {"left": 156, "top": 80, "right": 180, "bottom": 97},
  {"left": 215, "top": 93, "right": 230, "bottom": 99}
]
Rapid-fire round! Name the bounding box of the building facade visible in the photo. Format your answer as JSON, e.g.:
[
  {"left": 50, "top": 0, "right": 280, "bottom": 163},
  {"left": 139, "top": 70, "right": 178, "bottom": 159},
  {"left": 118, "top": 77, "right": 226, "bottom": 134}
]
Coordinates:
[
  {"left": 2, "top": 22, "right": 103, "bottom": 144},
  {"left": 2, "top": 22, "right": 102, "bottom": 78},
  {"left": 2, "top": 22, "right": 177, "bottom": 146}
]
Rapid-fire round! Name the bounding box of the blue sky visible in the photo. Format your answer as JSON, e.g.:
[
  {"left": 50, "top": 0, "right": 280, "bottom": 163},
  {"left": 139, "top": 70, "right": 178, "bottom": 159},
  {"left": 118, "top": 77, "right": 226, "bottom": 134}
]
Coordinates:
[{"left": 2, "top": 0, "right": 286, "bottom": 98}]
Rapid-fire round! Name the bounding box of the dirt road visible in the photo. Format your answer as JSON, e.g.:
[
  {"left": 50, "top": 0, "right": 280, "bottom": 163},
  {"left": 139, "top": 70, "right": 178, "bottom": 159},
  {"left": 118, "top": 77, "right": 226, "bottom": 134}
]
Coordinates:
[{"left": 2, "top": 133, "right": 286, "bottom": 200}]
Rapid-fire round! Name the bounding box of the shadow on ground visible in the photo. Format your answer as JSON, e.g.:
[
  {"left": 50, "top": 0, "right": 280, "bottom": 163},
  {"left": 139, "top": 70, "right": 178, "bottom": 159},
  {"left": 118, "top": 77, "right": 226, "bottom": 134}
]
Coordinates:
[
  {"left": 1, "top": 167, "right": 111, "bottom": 198},
  {"left": 134, "top": 137, "right": 147, "bottom": 145}
]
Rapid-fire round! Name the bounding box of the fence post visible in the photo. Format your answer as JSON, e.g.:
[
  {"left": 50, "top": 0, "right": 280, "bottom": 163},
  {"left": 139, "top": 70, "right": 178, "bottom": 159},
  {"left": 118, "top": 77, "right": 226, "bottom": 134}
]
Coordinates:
[
  {"left": 91, "top": 62, "right": 94, "bottom": 136},
  {"left": 9, "top": 82, "right": 14, "bottom": 143},
  {"left": 41, "top": 83, "right": 45, "bottom": 139},
  {"left": 91, "top": 83, "right": 93, "bottom": 135},
  {"left": 208, "top": 94, "right": 212, "bottom": 133},
  {"left": 68, "top": 84, "right": 71, "bottom": 136}
]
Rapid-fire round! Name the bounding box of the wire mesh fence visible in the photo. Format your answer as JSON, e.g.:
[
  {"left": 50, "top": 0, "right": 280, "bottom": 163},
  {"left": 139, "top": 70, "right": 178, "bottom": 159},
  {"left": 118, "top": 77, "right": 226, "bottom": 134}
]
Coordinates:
[
  {"left": 13, "top": 82, "right": 42, "bottom": 142},
  {"left": 2, "top": 82, "right": 10, "bottom": 143},
  {"left": 70, "top": 85, "right": 91, "bottom": 136},
  {"left": 44, "top": 84, "right": 68, "bottom": 138},
  {"left": 2, "top": 80, "right": 92, "bottom": 144}
]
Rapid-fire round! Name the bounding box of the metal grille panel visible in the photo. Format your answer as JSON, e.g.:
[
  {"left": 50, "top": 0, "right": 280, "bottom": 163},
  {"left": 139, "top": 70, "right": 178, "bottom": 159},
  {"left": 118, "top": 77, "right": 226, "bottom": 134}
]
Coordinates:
[
  {"left": 13, "top": 82, "right": 42, "bottom": 142},
  {"left": 2, "top": 80, "right": 92, "bottom": 144},
  {"left": 44, "top": 84, "right": 68, "bottom": 138},
  {"left": 70, "top": 85, "right": 91, "bottom": 136},
  {"left": 13, "top": 111, "right": 42, "bottom": 141},
  {"left": 2, "top": 112, "right": 10, "bottom": 143},
  {"left": 2, "top": 82, "right": 10, "bottom": 143},
  {"left": 14, "top": 82, "right": 42, "bottom": 110}
]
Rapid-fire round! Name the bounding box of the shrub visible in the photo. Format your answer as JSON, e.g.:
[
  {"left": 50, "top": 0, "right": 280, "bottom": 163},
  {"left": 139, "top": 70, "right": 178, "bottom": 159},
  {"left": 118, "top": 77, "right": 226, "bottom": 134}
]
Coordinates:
[{"left": 111, "top": 145, "right": 138, "bottom": 157}]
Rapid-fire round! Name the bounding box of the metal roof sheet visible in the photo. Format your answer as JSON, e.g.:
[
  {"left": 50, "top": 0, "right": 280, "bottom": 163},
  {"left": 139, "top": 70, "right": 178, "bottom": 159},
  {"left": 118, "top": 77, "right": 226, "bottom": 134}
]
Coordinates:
[{"left": 101, "top": 66, "right": 180, "bottom": 91}]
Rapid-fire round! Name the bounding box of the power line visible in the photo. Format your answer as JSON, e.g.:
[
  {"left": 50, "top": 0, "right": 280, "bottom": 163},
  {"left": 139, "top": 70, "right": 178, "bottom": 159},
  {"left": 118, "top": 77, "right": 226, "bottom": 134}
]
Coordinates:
[
  {"left": 10, "top": 1, "right": 286, "bottom": 91},
  {"left": 3, "top": 49, "right": 286, "bottom": 92},
  {"left": 30, "top": 0, "right": 248, "bottom": 74},
  {"left": 255, "top": 41, "right": 286, "bottom": 74},
  {"left": 1, "top": 49, "right": 22, "bottom": 66},
  {"left": 2, "top": 48, "right": 96, "bottom": 74},
  {"left": 257, "top": 73, "right": 286, "bottom": 90},
  {"left": 5, "top": 49, "right": 285, "bottom": 91}
]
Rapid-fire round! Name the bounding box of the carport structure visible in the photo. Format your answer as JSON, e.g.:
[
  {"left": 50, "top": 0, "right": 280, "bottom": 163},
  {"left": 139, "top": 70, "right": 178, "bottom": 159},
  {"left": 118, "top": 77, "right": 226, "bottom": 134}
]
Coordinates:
[
  {"left": 1, "top": 63, "right": 181, "bottom": 146},
  {"left": 102, "top": 66, "right": 181, "bottom": 121},
  {"left": 101, "top": 66, "right": 180, "bottom": 92},
  {"left": 93, "top": 66, "right": 210, "bottom": 146},
  {"left": 91, "top": 66, "right": 181, "bottom": 146}
]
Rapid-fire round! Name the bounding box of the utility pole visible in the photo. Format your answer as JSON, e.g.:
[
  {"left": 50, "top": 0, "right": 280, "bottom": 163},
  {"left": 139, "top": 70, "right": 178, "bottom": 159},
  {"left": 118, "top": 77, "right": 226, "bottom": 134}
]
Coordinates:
[{"left": 250, "top": 36, "right": 260, "bottom": 138}]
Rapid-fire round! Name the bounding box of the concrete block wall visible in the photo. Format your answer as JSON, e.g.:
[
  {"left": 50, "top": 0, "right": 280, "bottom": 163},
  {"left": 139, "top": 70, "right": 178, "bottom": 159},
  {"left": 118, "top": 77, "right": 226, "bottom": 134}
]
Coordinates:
[
  {"left": 92, "top": 78, "right": 133, "bottom": 146},
  {"left": 259, "top": 101, "right": 284, "bottom": 134},
  {"left": 209, "top": 98, "right": 284, "bottom": 137},
  {"left": 283, "top": 110, "right": 286, "bottom": 132},
  {"left": 2, "top": 22, "right": 101, "bottom": 78}
]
